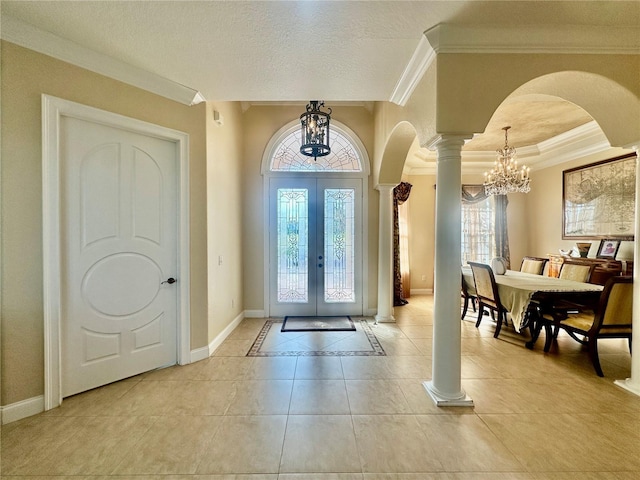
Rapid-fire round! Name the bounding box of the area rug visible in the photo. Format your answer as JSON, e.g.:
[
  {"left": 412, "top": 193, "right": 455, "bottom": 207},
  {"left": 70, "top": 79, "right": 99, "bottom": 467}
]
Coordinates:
[
  {"left": 281, "top": 315, "right": 355, "bottom": 332},
  {"left": 247, "top": 319, "right": 386, "bottom": 357}
]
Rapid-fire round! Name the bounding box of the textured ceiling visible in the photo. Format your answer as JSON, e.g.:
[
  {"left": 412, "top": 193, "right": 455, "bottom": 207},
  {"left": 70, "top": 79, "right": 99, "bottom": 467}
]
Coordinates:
[{"left": 2, "top": 1, "right": 638, "bottom": 168}]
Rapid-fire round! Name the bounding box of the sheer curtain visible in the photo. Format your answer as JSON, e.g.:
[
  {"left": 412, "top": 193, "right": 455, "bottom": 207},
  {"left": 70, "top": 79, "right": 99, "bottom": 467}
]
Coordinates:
[{"left": 461, "top": 185, "right": 510, "bottom": 268}]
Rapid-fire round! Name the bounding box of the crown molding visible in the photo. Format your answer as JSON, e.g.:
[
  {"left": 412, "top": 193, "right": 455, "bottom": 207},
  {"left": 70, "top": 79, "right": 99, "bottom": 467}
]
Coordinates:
[
  {"left": 405, "top": 121, "right": 614, "bottom": 176},
  {"left": 425, "top": 24, "right": 640, "bottom": 55},
  {"left": 1, "top": 15, "right": 205, "bottom": 106},
  {"left": 389, "top": 35, "right": 436, "bottom": 106}
]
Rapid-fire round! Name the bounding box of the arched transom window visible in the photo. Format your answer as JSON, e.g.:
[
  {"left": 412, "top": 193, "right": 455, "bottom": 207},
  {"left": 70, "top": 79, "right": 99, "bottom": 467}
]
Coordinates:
[{"left": 270, "top": 127, "right": 363, "bottom": 172}]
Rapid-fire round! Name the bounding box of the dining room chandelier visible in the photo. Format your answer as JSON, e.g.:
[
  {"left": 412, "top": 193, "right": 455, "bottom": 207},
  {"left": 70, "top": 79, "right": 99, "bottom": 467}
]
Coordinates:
[
  {"left": 300, "top": 100, "right": 331, "bottom": 160},
  {"left": 483, "top": 126, "right": 530, "bottom": 195}
]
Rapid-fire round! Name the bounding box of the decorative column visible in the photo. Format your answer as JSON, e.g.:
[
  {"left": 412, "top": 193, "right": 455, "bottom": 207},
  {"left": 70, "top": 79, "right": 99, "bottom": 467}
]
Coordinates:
[
  {"left": 375, "top": 184, "right": 395, "bottom": 323},
  {"left": 423, "top": 135, "right": 473, "bottom": 406},
  {"left": 615, "top": 146, "right": 640, "bottom": 396}
]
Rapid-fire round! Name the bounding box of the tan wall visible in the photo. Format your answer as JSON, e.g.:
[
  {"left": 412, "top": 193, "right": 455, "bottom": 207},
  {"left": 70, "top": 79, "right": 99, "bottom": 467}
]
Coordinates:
[
  {"left": 0, "top": 41, "right": 208, "bottom": 405},
  {"left": 206, "top": 102, "right": 245, "bottom": 341},
  {"left": 406, "top": 172, "right": 529, "bottom": 290},
  {"left": 435, "top": 53, "right": 640, "bottom": 146},
  {"left": 406, "top": 175, "right": 436, "bottom": 291},
  {"left": 240, "top": 105, "right": 377, "bottom": 313},
  {"left": 527, "top": 147, "right": 634, "bottom": 261}
]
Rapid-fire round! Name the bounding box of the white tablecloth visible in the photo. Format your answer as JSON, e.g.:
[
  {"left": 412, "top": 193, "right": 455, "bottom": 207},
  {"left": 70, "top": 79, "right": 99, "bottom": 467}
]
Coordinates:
[{"left": 462, "top": 266, "right": 603, "bottom": 332}]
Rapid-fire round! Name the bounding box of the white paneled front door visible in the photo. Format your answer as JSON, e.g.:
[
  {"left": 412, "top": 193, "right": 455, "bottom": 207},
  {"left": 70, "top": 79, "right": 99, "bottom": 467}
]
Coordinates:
[
  {"left": 268, "top": 177, "right": 363, "bottom": 317},
  {"left": 60, "top": 116, "right": 178, "bottom": 397}
]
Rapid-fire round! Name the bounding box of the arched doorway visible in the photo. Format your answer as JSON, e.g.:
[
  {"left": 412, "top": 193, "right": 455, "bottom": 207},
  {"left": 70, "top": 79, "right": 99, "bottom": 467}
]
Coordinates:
[{"left": 262, "top": 121, "right": 370, "bottom": 317}]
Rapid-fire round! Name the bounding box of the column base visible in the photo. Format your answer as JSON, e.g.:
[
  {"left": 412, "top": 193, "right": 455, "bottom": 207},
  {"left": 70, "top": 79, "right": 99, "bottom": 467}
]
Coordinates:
[
  {"left": 614, "top": 378, "right": 640, "bottom": 397},
  {"left": 423, "top": 381, "right": 474, "bottom": 407},
  {"left": 374, "top": 314, "right": 395, "bottom": 324}
]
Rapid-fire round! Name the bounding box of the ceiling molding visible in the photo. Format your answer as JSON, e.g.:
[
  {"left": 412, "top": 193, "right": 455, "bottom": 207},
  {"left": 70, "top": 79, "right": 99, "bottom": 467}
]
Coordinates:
[
  {"left": 389, "top": 35, "right": 436, "bottom": 106},
  {"left": 425, "top": 24, "right": 640, "bottom": 55},
  {"left": 405, "top": 121, "right": 613, "bottom": 176},
  {"left": 1, "top": 14, "right": 205, "bottom": 106}
]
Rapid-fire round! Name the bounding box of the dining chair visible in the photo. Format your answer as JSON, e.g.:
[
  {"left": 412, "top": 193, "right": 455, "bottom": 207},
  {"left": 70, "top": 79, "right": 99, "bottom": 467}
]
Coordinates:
[
  {"left": 461, "top": 274, "right": 477, "bottom": 320},
  {"left": 468, "top": 262, "right": 509, "bottom": 338},
  {"left": 520, "top": 256, "right": 548, "bottom": 275},
  {"left": 540, "top": 276, "right": 633, "bottom": 376},
  {"left": 558, "top": 260, "right": 596, "bottom": 283}
]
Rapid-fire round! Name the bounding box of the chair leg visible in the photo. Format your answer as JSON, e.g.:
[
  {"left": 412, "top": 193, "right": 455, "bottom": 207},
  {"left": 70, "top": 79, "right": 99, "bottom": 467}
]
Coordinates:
[
  {"left": 588, "top": 337, "right": 604, "bottom": 377},
  {"left": 475, "top": 305, "right": 484, "bottom": 328},
  {"left": 543, "top": 323, "right": 554, "bottom": 352},
  {"left": 493, "top": 310, "right": 504, "bottom": 338},
  {"left": 461, "top": 297, "right": 469, "bottom": 320}
]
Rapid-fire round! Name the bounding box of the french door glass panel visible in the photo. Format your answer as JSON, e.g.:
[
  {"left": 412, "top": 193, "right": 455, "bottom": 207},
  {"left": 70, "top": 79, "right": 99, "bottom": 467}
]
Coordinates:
[{"left": 270, "top": 178, "right": 362, "bottom": 316}]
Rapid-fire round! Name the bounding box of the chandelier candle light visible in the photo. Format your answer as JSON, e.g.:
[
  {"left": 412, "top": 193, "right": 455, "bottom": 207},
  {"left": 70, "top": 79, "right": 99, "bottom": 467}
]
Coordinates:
[
  {"left": 483, "top": 126, "right": 530, "bottom": 195},
  {"left": 300, "top": 100, "right": 332, "bottom": 160}
]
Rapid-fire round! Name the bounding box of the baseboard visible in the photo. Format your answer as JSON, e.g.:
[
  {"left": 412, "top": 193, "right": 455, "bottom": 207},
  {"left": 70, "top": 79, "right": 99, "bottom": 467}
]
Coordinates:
[
  {"left": 206, "top": 310, "right": 246, "bottom": 356},
  {"left": 190, "top": 345, "right": 210, "bottom": 363},
  {"left": 410, "top": 288, "right": 433, "bottom": 295},
  {"left": 2, "top": 395, "right": 44, "bottom": 425},
  {"left": 244, "top": 309, "right": 265, "bottom": 318}
]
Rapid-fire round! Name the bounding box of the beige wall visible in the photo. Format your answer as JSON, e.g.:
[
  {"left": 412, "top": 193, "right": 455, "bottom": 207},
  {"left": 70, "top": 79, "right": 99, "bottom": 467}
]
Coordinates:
[
  {"left": 406, "top": 175, "right": 436, "bottom": 291},
  {"left": 406, "top": 172, "right": 530, "bottom": 291},
  {"left": 206, "top": 102, "right": 245, "bottom": 341},
  {"left": 527, "top": 147, "right": 634, "bottom": 261},
  {"left": 240, "top": 105, "right": 377, "bottom": 313},
  {"left": 0, "top": 41, "right": 209, "bottom": 405},
  {"left": 435, "top": 54, "right": 640, "bottom": 147}
]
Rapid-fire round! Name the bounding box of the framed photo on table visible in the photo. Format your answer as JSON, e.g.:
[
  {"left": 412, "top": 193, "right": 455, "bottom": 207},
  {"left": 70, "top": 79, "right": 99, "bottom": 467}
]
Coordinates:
[{"left": 596, "top": 239, "right": 621, "bottom": 259}]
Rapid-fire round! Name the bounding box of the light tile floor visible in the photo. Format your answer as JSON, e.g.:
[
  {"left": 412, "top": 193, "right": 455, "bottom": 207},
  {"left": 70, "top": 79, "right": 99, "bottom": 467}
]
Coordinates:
[{"left": 2, "top": 295, "right": 640, "bottom": 479}]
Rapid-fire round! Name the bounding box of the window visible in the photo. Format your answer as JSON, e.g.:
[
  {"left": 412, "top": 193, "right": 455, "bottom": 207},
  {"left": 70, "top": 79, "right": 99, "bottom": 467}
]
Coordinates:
[
  {"left": 461, "top": 195, "right": 496, "bottom": 265},
  {"left": 270, "top": 128, "right": 362, "bottom": 172}
]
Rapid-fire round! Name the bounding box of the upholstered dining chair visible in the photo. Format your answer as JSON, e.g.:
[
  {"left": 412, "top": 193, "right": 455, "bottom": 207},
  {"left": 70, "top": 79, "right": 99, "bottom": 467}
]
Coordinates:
[
  {"left": 461, "top": 275, "right": 477, "bottom": 320},
  {"left": 468, "top": 262, "right": 509, "bottom": 338},
  {"left": 540, "top": 276, "right": 633, "bottom": 376},
  {"left": 558, "top": 260, "right": 596, "bottom": 283},
  {"left": 520, "top": 256, "right": 548, "bottom": 275}
]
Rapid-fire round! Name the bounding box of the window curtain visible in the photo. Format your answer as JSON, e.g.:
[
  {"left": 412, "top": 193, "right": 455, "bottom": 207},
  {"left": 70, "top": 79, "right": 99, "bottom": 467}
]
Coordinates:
[
  {"left": 494, "top": 194, "right": 511, "bottom": 269},
  {"left": 461, "top": 185, "right": 510, "bottom": 269},
  {"left": 393, "top": 182, "right": 412, "bottom": 306}
]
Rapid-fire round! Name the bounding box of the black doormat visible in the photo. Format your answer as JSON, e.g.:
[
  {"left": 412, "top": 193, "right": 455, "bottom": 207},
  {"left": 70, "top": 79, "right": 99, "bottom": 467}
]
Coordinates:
[{"left": 281, "top": 315, "right": 356, "bottom": 332}]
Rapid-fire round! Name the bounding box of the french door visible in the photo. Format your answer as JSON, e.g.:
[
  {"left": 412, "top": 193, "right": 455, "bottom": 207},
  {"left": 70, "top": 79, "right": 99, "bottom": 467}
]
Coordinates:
[{"left": 268, "top": 177, "right": 363, "bottom": 317}]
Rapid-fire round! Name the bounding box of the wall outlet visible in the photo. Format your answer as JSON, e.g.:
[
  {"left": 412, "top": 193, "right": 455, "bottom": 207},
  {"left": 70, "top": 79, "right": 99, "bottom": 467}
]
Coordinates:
[{"left": 421, "top": 274, "right": 426, "bottom": 281}]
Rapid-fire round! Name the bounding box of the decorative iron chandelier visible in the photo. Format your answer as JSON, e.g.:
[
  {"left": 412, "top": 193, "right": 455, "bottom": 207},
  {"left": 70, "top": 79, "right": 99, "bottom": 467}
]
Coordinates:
[
  {"left": 300, "top": 100, "right": 331, "bottom": 160},
  {"left": 483, "top": 126, "right": 530, "bottom": 195}
]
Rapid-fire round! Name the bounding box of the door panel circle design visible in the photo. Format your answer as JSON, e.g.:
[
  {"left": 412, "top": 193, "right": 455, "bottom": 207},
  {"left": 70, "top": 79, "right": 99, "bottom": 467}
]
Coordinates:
[{"left": 82, "top": 253, "right": 161, "bottom": 316}]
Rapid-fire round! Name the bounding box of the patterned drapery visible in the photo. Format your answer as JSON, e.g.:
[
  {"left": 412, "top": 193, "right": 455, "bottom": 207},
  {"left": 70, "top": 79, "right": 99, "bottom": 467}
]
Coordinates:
[
  {"left": 494, "top": 193, "right": 511, "bottom": 269},
  {"left": 393, "top": 182, "right": 412, "bottom": 306}
]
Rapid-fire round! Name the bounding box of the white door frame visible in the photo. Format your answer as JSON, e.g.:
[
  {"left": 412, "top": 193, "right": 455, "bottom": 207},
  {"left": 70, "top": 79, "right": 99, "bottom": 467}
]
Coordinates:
[{"left": 42, "top": 95, "right": 191, "bottom": 410}]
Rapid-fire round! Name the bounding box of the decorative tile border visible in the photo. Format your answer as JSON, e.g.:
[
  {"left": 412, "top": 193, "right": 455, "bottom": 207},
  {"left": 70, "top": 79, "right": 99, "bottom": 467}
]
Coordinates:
[{"left": 246, "top": 319, "right": 386, "bottom": 357}]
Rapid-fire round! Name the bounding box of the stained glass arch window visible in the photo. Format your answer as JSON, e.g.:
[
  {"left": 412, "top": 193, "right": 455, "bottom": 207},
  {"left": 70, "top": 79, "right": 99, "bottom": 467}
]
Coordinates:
[{"left": 267, "top": 122, "right": 366, "bottom": 173}]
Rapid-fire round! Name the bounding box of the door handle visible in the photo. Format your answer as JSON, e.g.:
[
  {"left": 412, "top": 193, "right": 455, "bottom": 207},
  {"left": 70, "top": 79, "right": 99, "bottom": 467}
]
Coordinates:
[{"left": 161, "top": 277, "right": 176, "bottom": 285}]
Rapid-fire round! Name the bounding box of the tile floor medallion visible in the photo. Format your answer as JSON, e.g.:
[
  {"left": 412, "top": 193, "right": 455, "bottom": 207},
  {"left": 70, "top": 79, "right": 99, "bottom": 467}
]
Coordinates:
[{"left": 247, "top": 319, "right": 386, "bottom": 356}]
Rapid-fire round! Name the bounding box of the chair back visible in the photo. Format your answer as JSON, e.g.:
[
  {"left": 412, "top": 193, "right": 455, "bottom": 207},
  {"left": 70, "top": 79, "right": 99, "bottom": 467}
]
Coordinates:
[
  {"left": 520, "top": 256, "right": 548, "bottom": 275},
  {"left": 592, "top": 276, "right": 633, "bottom": 336},
  {"left": 468, "top": 262, "right": 502, "bottom": 310},
  {"left": 559, "top": 261, "right": 595, "bottom": 283}
]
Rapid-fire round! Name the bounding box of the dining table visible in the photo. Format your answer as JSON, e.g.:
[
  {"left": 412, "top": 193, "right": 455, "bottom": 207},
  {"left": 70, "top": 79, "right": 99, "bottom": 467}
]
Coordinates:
[{"left": 462, "top": 266, "right": 603, "bottom": 347}]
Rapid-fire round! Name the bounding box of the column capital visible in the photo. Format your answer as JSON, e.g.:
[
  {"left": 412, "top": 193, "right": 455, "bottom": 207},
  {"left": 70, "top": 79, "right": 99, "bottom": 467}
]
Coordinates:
[
  {"left": 375, "top": 183, "right": 397, "bottom": 193},
  {"left": 424, "top": 133, "right": 474, "bottom": 151}
]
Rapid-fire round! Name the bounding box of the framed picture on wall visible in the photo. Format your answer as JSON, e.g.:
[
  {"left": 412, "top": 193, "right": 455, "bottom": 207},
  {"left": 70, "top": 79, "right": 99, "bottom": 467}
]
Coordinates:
[
  {"left": 596, "top": 239, "right": 621, "bottom": 259},
  {"left": 562, "top": 153, "right": 636, "bottom": 240}
]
